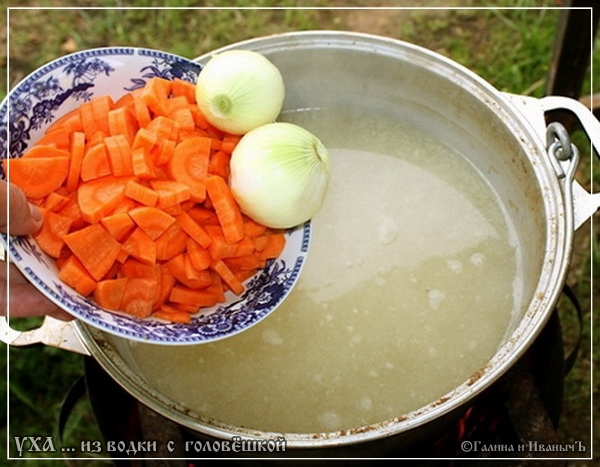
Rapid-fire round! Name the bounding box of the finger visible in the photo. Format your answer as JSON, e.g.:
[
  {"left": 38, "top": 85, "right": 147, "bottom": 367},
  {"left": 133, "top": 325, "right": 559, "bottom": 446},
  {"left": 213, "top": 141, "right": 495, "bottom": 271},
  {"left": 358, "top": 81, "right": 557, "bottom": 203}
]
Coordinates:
[
  {"left": 0, "top": 181, "right": 43, "bottom": 235},
  {"left": 0, "top": 263, "right": 73, "bottom": 321}
]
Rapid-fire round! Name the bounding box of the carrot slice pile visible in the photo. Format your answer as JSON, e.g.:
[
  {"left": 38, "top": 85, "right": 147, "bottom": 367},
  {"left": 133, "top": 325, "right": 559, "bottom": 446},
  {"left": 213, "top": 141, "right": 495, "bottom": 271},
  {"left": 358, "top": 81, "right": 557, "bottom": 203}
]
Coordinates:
[{"left": 5, "top": 77, "right": 287, "bottom": 324}]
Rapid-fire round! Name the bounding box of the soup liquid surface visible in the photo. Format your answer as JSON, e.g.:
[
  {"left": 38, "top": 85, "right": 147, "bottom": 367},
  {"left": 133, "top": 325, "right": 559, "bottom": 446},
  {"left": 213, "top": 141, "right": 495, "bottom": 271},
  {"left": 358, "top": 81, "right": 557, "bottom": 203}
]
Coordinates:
[{"left": 128, "top": 108, "right": 520, "bottom": 433}]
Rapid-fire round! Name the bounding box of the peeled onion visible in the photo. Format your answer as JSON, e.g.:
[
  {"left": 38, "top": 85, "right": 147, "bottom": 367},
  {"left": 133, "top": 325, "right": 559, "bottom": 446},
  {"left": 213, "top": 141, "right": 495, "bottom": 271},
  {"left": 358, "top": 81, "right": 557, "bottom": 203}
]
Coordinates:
[
  {"left": 229, "top": 122, "right": 330, "bottom": 229},
  {"left": 195, "top": 50, "right": 285, "bottom": 135}
]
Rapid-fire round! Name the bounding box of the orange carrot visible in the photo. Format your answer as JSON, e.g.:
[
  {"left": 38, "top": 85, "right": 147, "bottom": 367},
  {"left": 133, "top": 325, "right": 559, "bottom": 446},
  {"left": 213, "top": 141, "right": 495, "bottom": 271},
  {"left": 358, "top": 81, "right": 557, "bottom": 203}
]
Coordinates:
[
  {"left": 122, "top": 227, "right": 156, "bottom": 265},
  {"left": 169, "top": 285, "right": 221, "bottom": 308},
  {"left": 154, "top": 223, "right": 188, "bottom": 261},
  {"left": 58, "top": 255, "right": 97, "bottom": 296},
  {"left": 129, "top": 206, "right": 176, "bottom": 240},
  {"left": 121, "top": 278, "right": 158, "bottom": 318},
  {"left": 81, "top": 143, "right": 111, "bottom": 181},
  {"left": 42, "top": 191, "right": 71, "bottom": 212},
  {"left": 132, "top": 88, "right": 152, "bottom": 127},
  {"left": 140, "top": 77, "right": 172, "bottom": 116},
  {"left": 208, "top": 150, "right": 231, "bottom": 179},
  {"left": 108, "top": 106, "right": 138, "bottom": 145},
  {"left": 210, "top": 259, "right": 245, "bottom": 295},
  {"left": 186, "top": 238, "right": 211, "bottom": 271},
  {"left": 63, "top": 223, "right": 122, "bottom": 281},
  {"left": 256, "top": 232, "right": 286, "bottom": 260},
  {"left": 94, "top": 278, "right": 128, "bottom": 311},
  {"left": 168, "top": 136, "right": 211, "bottom": 202},
  {"left": 33, "top": 210, "right": 73, "bottom": 258},
  {"left": 155, "top": 139, "right": 176, "bottom": 166},
  {"left": 100, "top": 212, "right": 135, "bottom": 241},
  {"left": 77, "top": 175, "right": 132, "bottom": 224},
  {"left": 124, "top": 179, "right": 159, "bottom": 207},
  {"left": 46, "top": 107, "right": 82, "bottom": 134},
  {"left": 66, "top": 131, "right": 86, "bottom": 192},
  {"left": 153, "top": 306, "right": 192, "bottom": 324},
  {"left": 170, "top": 78, "right": 195, "bottom": 103},
  {"left": 175, "top": 211, "right": 212, "bottom": 249},
  {"left": 150, "top": 180, "right": 191, "bottom": 209},
  {"left": 205, "top": 175, "right": 245, "bottom": 244},
  {"left": 104, "top": 134, "right": 133, "bottom": 176},
  {"left": 4, "top": 156, "right": 70, "bottom": 199}
]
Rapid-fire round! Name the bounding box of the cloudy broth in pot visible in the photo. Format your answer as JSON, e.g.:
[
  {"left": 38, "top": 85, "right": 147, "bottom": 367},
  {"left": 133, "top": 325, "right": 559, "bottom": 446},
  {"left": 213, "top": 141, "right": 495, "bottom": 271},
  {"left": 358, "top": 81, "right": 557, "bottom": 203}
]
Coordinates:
[{"left": 128, "top": 107, "right": 520, "bottom": 433}]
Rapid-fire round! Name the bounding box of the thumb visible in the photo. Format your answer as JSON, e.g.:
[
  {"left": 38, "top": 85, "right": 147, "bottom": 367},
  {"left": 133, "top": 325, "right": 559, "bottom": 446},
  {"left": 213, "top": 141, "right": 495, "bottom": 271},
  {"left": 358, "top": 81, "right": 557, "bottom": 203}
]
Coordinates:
[{"left": 0, "top": 182, "right": 43, "bottom": 235}]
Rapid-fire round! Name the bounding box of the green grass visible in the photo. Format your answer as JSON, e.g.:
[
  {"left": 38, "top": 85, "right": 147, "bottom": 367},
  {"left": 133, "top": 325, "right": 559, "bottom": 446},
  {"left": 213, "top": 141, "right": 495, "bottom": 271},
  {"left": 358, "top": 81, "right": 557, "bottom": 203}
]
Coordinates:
[{"left": 3, "top": 3, "right": 597, "bottom": 463}]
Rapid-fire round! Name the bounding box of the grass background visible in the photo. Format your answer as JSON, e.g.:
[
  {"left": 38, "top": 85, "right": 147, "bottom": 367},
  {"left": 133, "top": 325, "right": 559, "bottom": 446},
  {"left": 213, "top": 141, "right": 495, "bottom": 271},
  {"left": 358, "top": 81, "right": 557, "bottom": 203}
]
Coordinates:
[{"left": 2, "top": 1, "right": 597, "bottom": 464}]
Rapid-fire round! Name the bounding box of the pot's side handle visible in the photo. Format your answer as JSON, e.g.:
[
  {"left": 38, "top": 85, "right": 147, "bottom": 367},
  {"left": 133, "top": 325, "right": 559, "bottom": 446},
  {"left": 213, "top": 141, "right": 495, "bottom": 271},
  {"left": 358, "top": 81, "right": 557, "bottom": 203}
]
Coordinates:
[
  {"left": 0, "top": 316, "right": 90, "bottom": 355},
  {"left": 539, "top": 95, "right": 600, "bottom": 159},
  {"left": 539, "top": 96, "right": 600, "bottom": 230},
  {"left": 504, "top": 93, "right": 600, "bottom": 230}
]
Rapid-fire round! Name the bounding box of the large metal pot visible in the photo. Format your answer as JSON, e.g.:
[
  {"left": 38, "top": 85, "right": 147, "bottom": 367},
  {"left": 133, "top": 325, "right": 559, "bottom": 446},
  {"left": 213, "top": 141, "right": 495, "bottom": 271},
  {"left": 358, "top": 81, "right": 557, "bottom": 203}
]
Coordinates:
[{"left": 3, "top": 31, "right": 599, "bottom": 457}]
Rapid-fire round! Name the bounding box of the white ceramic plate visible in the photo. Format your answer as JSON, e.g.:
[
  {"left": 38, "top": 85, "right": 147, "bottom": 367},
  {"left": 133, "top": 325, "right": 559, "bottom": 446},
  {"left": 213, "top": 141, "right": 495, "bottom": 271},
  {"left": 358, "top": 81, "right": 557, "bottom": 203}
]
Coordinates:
[{"left": 1, "top": 47, "right": 310, "bottom": 344}]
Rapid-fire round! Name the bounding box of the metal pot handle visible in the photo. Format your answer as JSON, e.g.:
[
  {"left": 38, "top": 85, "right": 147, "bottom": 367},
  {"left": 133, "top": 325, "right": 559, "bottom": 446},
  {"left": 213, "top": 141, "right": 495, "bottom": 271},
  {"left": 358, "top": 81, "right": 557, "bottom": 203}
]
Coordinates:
[
  {"left": 0, "top": 315, "right": 90, "bottom": 355},
  {"left": 504, "top": 93, "right": 600, "bottom": 230},
  {"left": 539, "top": 95, "right": 600, "bottom": 231}
]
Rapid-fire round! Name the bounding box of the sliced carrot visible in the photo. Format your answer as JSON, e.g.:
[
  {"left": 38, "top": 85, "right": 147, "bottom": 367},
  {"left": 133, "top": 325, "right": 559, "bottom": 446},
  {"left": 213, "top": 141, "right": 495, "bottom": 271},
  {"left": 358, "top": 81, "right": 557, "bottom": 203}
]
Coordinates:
[
  {"left": 20, "top": 145, "right": 71, "bottom": 159},
  {"left": 33, "top": 129, "right": 72, "bottom": 151},
  {"left": 187, "top": 206, "right": 219, "bottom": 226},
  {"left": 155, "top": 223, "right": 188, "bottom": 261},
  {"left": 121, "top": 278, "right": 157, "bottom": 318},
  {"left": 256, "top": 232, "right": 286, "bottom": 260},
  {"left": 63, "top": 223, "right": 122, "bottom": 281},
  {"left": 124, "top": 179, "right": 159, "bottom": 207},
  {"left": 42, "top": 191, "right": 71, "bottom": 212},
  {"left": 77, "top": 175, "right": 132, "bottom": 224},
  {"left": 122, "top": 227, "right": 156, "bottom": 265},
  {"left": 132, "top": 88, "right": 152, "bottom": 128},
  {"left": 129, "top": 206, "right": 176, "bottom": 240},
  {"left": 80, "top": 95, "right": 113, "bottom": 138},
  {"left": 81, "top": 143, "right": 111, "bottom": 181},
  {"left": 175, "top": 211, "right": 212, "bottom": 249},
  {"left": 169, "top": 285, "right": 221, "bottom": 308},
  {"left": 94, "top": 278, "right": 128, "bottom": 311},
  {"left": 4, "top": 156, "right": 70, "bottom": 199},
  {"left": 108, "top": 106, "right": 138, "bottom": 146},
  {"left": 208, "top": 150, "right": 231, "bottom": 179},
  {"left": 168, "top": 136, "right": 211, "bottom": 202},
  {"left": 46, "top": 107, "right": 82, "bottom": 134},
  {"left": 140, "top": 77, "right": 172, "bottom": 116},
  {"left": 100, "top": 212, "right": 135, "bottom": 241},
  {"left": 104, "top": 134, "right": 133, "bottom": 177},
  {"left": 150, "top": 180, "right": 191, "bottom": 209},
  {"left": 171, "top": 107, "right": 195, "bottom": 131},
  {"left": 132, "top": 127, "right": 158, "bottom": 153},
  {"left": 186, "top": 238, "right": 211, "bottom": 271},
  {"left": 156, "top": 264, "right": 176, "bottom": 309},
  {"left": 166, "top": 253, "right": 213, "bottom": 289},
  {"left": 220, "top": 134, "right": 241, "bottom": 154},
  {"left": 66, "top": 131, "right": 86, "bottom": 192},
  {"left": 210, "top": 259, "right": 245, "bottom": 295},
  {"left": 170, "top": 78, "right": 196, "bottom": 103},
  {"left": 155, "top": 139, "right": 176, "bottom": 166},
  {"left": 114, "top": 92, "right": 134, "bottom": 111},
  {"left": 153, "top": 306, "right": 192, "bottom": 324},
  {"left": 205, "top": 175, "right": 245, "bottom": 244},
  {"left": 243, "top": 217, "right": 268, "bottom": 237},
  {"left": 33, "top": 210, "right": 73, "bottom": 258},
  {"left": 58, "top": 255, "right": 97, "bottom": 296}
]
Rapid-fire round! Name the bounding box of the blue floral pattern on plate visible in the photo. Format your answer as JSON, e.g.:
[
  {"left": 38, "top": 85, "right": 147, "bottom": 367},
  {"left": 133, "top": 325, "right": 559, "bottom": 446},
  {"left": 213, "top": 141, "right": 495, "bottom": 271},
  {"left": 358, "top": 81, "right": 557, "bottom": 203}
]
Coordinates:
[{"left": 1, "top": 47, "right": 311, "bottom": 344}]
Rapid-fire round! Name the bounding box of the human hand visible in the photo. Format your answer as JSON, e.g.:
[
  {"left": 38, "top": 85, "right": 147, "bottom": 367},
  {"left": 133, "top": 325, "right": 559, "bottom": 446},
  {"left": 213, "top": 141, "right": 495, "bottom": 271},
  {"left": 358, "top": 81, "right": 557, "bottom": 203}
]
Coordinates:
[{"left": 0, "top": 181, "right": 72, "bottom": 320}]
